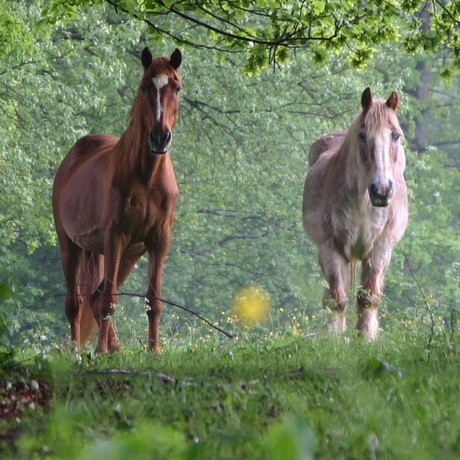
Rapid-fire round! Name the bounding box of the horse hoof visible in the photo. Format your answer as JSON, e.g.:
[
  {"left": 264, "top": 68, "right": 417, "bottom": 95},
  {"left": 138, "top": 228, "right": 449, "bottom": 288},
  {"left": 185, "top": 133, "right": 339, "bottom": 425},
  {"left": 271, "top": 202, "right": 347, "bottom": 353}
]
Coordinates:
[
  {"left": 109, "top": 341, "right": 122, "bottom": 352},
  {"left": 71, "top": 347, "right": 82, "bottom": 364}
]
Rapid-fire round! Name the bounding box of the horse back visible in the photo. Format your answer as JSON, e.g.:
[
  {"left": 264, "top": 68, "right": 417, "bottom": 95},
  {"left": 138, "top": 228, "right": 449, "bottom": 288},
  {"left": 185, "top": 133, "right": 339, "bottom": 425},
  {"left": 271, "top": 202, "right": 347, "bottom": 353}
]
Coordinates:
[
  {"left": 54, "top": 134, "right": 118, "bottom": 189},
  {"left": 52, "top": 135, "right": 119, "bottom": 244},
  {"left": 308, "top": 130, "right": 347, "bottom": 167}
]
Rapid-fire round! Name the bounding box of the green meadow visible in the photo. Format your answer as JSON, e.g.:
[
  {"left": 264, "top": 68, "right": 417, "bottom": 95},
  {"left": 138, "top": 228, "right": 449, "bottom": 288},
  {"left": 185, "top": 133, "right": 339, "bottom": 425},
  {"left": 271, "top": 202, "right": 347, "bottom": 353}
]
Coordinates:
[{"left": 2, "top": 310, "right": 460, "bottom": 460}]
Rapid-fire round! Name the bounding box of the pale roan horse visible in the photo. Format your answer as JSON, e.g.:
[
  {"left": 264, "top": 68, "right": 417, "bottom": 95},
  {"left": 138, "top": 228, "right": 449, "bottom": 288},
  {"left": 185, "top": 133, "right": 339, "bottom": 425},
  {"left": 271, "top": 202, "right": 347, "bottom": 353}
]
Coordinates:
[
  {"left": 302, "top": 88, "right": 408, "bottom": 339},
  {"left": 53, "top": 48, "right": 182, "bottom": 353}
]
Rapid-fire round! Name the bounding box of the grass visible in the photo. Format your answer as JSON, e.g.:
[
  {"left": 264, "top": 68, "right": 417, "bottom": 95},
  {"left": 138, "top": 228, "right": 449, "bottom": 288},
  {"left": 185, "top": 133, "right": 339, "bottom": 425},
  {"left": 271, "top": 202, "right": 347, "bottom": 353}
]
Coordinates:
[{"left": 1, "top": 314, "right": 460, "bottom": 460}]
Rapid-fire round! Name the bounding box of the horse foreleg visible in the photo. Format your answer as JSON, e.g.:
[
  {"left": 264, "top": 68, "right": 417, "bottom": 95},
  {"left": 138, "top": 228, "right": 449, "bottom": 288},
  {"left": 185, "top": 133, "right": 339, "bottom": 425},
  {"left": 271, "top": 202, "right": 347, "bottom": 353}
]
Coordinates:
[
  {"left": 356, "top": 255, "right": 389, "bottom": 340},
  {"left": 320, "top": 249, "right": 349, "bottom": 335},
  {"left": 89, "top": 254, "right": 140, "bottom": 352},
  {"left": 146, "top": 230, "right": 171, "bottom": 353},
  {"left": 95, "top": 237, "right": 123, "bottom": 354},
  {"left": 107, "top": 256, "right": 140, "bottom": 351}
]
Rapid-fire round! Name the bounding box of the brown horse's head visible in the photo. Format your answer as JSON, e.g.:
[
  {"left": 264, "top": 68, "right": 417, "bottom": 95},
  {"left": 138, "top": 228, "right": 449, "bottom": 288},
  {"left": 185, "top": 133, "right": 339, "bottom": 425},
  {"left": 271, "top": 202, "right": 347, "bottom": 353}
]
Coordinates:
[
  {"left": 358, "top": 87, "right": 403, "bottom": 207},
  {"left": 137, "top": 47, "right": 182, "bottom": 154}
]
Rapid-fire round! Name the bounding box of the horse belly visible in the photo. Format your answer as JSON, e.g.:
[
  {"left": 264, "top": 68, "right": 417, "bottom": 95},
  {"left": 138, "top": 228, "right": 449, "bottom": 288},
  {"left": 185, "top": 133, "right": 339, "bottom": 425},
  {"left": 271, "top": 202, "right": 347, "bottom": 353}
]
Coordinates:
[
  {"left": 61, "top": 210, "right": 105, "bottom": 254},
  {"left": 59, "top": 172, "right": 107, "bottom": 253},
  {"left": 122, "top": 242, "right": 147, "bottom": 259},
  {"left": 344, "top": 205, "right": 401, "bottom": 262}
]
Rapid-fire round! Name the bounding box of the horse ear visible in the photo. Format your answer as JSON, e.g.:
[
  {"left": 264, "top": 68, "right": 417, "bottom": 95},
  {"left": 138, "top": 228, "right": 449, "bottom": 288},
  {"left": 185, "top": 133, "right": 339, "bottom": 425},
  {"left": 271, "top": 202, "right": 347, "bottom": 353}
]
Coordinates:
[
  {"left": 361, "top": 87, "right": 372, "bottom": 112},
  {"left": 141, "top": 47, "right": 153, "bottom": 70},
  {"left": 169, "top": 48, "right": 182, "bottom": 69},
  {"left": 386, "top": 91, "right": 399, "bottom": 111}
]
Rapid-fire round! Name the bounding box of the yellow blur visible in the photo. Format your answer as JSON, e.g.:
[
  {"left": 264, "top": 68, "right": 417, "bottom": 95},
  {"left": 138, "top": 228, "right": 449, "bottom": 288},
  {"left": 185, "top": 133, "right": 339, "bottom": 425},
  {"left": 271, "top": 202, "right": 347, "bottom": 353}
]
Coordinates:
[{"left": 233, "top": 285, "right": 270, "bottom": 325}]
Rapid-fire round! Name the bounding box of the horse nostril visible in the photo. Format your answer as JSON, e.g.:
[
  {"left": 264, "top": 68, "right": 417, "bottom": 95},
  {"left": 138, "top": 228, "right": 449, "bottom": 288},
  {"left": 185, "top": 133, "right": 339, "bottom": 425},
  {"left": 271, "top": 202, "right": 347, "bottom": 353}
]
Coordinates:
[
  {"left": 388, "top": 179, "right": 395, "bottom": 193},
  {"left": 149, "top": 130, "right": 171, "bottom": 146},
  {"left": 148, "top": 129, "right": 172, "bottom": 153},
  {"left": 370, "top": 183, "right": 378, "bottom": 196}
]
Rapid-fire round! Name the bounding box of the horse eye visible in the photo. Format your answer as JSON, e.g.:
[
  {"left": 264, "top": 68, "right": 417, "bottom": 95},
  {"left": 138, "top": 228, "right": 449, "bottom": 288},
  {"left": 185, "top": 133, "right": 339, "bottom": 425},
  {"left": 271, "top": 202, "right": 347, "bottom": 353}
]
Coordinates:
[
  {"left": 140, "top": 85, "right": 147, "bottom": 94},
  {"left": 175, "top": 85, "right": 181, "bottom": 94},
  {"left": 392, "top": 131, "right": 401, "bottom": 142},
  {"left": 359, "top": 132, "right": 366, "bottom": 143}
]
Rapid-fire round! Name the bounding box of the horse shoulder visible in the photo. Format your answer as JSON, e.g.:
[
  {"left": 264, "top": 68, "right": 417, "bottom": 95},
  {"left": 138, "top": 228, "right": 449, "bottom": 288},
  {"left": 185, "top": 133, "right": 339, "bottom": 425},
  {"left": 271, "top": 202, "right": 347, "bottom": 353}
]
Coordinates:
[
  {"left": 116, "top": 162, "right": 178, "bottom": 241},
  {"left": 303, "top": 154, "right": 338, "bottom": 245},
  {"left": 76, "top": 133, "right": 119, "bottom": 151},
  {"left": 150, "top": 155, "right": 179, "bottom": 203},
  {"left": 304, "top": 148, "right": 343, "bottom": 206},
  {"left": 386, "top": 187, "right": 408, "bottom": 243}
]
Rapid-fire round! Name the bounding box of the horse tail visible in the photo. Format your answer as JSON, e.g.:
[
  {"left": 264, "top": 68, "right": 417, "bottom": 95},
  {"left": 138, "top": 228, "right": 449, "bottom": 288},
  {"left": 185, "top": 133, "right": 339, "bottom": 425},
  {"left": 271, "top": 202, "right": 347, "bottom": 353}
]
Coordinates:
[
  {"left": 79, "top": 250, "right": 104, "bottom": 345},
  {"left": 348, "top": 261, "right": 357, "bottom": 297}
]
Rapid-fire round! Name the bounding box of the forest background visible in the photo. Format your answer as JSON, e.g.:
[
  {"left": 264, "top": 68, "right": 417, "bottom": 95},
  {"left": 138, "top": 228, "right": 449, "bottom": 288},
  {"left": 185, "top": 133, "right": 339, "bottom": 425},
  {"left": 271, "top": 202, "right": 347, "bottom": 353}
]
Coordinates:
[{"left": 1, "top": 0, "right": 460, "bottom": 349}]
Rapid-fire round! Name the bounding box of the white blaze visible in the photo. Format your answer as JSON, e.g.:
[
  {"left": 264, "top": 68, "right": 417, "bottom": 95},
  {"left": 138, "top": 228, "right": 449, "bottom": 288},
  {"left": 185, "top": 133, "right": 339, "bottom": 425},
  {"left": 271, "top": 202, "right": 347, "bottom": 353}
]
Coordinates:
[
  {"left": 372, "top": 131, "right": 393, "bottom": 194},
  {"left": 152, "top": 74, "right": 169, "bottom": 121}
]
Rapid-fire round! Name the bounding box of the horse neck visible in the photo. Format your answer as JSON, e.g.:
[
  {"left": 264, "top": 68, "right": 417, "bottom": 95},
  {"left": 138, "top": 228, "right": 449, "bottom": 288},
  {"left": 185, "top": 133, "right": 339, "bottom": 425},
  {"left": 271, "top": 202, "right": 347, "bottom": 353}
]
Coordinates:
[
  {"left": 112, "top": 119, "right": 167, "bottom": 185},
  {"left": 337, "top": 132, "right": 368, "bottom": 198}
]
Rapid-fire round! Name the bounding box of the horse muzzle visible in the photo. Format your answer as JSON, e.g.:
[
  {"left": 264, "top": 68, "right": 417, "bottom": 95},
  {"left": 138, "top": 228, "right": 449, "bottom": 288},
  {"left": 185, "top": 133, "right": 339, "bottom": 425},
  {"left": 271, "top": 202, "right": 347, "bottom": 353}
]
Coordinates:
[
  {"left": 369, "top": 180, "right": 394, "bottom": 207},
  {"left": 148, "top": 128, "right": 172, "bottom": 154}
]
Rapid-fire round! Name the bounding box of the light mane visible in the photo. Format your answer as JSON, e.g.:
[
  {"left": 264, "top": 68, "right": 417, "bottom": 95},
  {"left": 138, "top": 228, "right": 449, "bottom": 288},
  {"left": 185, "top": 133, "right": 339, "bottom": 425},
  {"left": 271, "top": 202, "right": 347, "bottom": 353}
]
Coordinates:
[
  {"left": 361, "top": 99, "right": 401, "bottom": 137},
  {"left": 337, "top": 99, "right": 402, "bottom": 161}
]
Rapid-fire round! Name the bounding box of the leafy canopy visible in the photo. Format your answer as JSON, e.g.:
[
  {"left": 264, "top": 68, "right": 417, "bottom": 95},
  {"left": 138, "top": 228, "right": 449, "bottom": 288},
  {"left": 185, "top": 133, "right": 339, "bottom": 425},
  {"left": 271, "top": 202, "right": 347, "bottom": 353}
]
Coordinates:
[{"left": 42, "top": 0, "right": 460, "bottom": 73}]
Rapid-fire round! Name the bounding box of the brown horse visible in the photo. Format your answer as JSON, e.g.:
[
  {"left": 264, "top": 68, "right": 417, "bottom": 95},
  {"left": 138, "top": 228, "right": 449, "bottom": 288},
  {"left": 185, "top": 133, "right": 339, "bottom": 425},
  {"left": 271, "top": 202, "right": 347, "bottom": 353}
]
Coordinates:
[
  {"left": 302, "top": 88, "right": 408, "bottom": 339},
  {"left": 53, "top": 48, "right": 182, "bottom": 353}
]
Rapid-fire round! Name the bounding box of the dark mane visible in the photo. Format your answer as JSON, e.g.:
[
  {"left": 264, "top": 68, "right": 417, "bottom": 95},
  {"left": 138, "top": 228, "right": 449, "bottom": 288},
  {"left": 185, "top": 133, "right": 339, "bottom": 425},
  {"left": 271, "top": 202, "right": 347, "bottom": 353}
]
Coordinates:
[{"left": 112, "top": 58, "right": 181, "bottom": 172}]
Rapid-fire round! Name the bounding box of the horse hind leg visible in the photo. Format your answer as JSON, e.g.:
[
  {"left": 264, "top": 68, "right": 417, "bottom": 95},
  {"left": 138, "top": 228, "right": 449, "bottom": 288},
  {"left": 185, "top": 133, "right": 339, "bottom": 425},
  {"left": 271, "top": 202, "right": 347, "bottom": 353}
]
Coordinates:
[
  {"left": 92, "top": 277, "right": 120, "bottom": 354},
  {"left": 79, "top": 251, "right": 104, "bottom": 348},
  {"left": 77, "top": 252, "right": 121, "bottom": 352},
  {"left": 60, "top": 239, "right": 84, "bottom": 348}
]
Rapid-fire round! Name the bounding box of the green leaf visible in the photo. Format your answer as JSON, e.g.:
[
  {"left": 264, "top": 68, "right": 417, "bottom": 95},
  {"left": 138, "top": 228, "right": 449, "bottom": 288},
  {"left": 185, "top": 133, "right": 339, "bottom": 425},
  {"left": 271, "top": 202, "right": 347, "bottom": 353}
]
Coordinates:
[
  {"left": 0, "top": 282, "right": 9, "bottom": 301},
  {"left": 312, "top": 1, "right": 325, "bottom": 15},
  {"left": 268, "top": 415, "right": 316, "bottom": 460}
]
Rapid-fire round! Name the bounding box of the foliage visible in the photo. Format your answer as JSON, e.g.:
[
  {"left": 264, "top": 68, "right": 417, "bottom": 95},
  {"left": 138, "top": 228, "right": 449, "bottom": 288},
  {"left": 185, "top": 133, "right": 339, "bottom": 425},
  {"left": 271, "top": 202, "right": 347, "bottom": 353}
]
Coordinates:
[
  {"left": 0, "top": 0, "right": 459, "bottom": 351},
  {"left": 0, "top": 1, "right": 39, "bottom": 60},
  {"left": 40, "top": 0, "right": 460, "bottom": 74}
]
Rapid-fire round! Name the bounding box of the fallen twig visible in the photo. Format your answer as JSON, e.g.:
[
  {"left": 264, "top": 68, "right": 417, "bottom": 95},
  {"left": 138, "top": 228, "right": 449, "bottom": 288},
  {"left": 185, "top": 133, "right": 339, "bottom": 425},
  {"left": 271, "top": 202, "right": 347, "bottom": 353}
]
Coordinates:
[
  {"left": 213, "top": 334, "right": 238, "bottom": 354},
  {"left": 71, "top": 368, "right": 178, "bottom": 386},
  {"left": 25, "top": 285, "right": 236, "bottom": 340},
  {"left": 405, "top": 256, "right": 435, "bottom": 353},
  {"left": 302, "top": 332, "right": 318, "bottom": 339}
]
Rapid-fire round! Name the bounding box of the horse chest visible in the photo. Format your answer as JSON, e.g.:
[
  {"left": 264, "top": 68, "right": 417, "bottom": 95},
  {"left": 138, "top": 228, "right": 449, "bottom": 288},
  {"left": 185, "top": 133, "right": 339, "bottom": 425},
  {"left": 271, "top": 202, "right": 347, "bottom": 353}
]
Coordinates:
[
  {"left": 334, "top": 204, "right": 388, "bottom": 260},
  {"left": 121, "top": 181, "right": 178, "bottom": 235}
]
